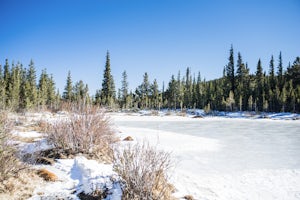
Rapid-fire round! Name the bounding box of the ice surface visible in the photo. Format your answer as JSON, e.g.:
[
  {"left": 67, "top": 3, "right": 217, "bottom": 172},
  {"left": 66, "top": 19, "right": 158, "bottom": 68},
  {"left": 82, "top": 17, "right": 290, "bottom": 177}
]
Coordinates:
[{"left": 112, "top": 114, "right": 300, "bottom": 200}]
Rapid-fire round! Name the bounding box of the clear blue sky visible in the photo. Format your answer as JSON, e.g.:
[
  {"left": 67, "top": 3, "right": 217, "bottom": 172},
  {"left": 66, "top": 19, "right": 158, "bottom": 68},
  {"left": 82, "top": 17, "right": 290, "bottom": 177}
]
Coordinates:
[{"left": 1, "top": 0, "right": 299, "bottom": 95}]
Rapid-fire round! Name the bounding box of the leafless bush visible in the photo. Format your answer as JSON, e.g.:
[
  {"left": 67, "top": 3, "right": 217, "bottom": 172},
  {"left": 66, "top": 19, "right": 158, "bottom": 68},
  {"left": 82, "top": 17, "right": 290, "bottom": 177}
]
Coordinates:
[
  {"left": 113, "top": 142, "right": 175, "bottom": 200},
  {"left": 45, "top": 105, "right": 117, "bottom": 162},
  {"left": 0, "top": 111, "right": 26, "bottom": 184}
]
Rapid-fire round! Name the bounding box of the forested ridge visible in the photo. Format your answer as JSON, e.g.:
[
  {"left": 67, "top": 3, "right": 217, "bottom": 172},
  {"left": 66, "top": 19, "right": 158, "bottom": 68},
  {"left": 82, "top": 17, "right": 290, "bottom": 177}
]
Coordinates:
[{"left": 1, "top": 47, "right": 299, "bottom": 113}]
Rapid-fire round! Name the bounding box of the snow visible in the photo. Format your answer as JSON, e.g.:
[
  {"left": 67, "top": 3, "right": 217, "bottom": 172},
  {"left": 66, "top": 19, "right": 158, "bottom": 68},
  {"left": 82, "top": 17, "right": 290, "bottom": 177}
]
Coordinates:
[
  {"left": 71, "top": 156, "right": 122, "bottom": 199},
  {"left": 12, "top": 130, "right": 43, "bottom": 138},
  {"left": 112, "top": 113, "right": 300, "bottom": 200},
  {"left": 18, "top": 139, "right": 52, "bottom": 154},
  {"left": 11, "top": 111, "right": 300, "bottom": 199},
  {"left": 29, "top": 157, "right": 122, "bottom": 200}
]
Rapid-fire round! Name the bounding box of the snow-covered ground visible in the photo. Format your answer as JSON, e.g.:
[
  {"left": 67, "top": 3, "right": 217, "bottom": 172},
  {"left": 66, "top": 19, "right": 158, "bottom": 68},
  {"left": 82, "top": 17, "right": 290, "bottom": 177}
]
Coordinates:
[
  {"left": 10, "top": 111, "right": 300, "bottom": 200},
  {"left": 112, "top": 113, "right": 300, "bottom": 200}
]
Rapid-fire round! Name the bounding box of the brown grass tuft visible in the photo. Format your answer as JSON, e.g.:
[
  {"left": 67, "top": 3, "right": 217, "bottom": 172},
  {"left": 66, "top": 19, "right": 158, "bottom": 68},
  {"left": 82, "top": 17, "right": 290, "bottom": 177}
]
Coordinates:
[
  {"left": 183, "top": 195, "right": 194, "bottom": 200},
  {"left": 123, "top": 136, "right": 134, "bottom": 141},
  {"left": 37, "top": 168, "right": 58, "bottom": 181}
]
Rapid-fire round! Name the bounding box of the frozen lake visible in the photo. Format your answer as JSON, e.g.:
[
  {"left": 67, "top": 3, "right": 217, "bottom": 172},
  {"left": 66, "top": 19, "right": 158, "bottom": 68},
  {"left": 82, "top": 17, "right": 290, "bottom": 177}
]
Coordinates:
[
  {"left": 113, "top": 114, "right": 300, "bottom": 199},
  {"left": 115, "top": 117, "right": 300, "bottom": 171}
]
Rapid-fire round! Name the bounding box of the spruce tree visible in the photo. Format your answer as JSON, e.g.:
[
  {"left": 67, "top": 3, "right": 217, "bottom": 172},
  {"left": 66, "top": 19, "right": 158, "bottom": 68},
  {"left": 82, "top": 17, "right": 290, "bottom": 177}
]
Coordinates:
[
  {"left": 177, "top": 71, "right": 184, "bottom": 110},
  {"left": 7, "top": 63, "right": 22, "bottom": 110},
  {"left": 100, "top": 51, "right": 116, "bottom": 107},
  {"left": 255, "top": 59, "right": 264, "bottom": 111},
  {"left": 47, "top": 74, "right": 56, "bottom": 108},
  {"left": 226, "top": 45, "right": 235, "bottom": 94},
  {"left": 3, "top": 59, "right": 10, "bottom": 103},
  {"left": 184, "top": 67, "right": 193, "bottom": 108},
  {"left": 236, "top": 52, "right": 248, "bottom": 110},
  {"left": 38, "top": 69, "right": 49, "bottom": 108},
  {"left": 120, "top": 70, "right": 129, "bottom": 109},
  {"left": 151, "top": 79, "right": 160, "bottom": 109},
  {"left": 23, "top": 60, "right": 38, "bottom": 109},
  {"left": 136, "top": 72, "right": 151, "bottom": 109},
  {"left": 286, "top": 57, "right": 300, "bottom": 88},
  {"left": 73, "top": 80, "right": 89, "bottom": 105},
  {"left": 63, "top": 71, "right": 73, "bottom": 101},
  {"left": 277, "top": 52, "right": 284, "bottom": 89},
  {"left": 166, "top": 75, "right": 178, "bottom": 109},
  {"left": 0, "top": 64, "right": 5, "bottom": 109},
  {"left": 269, "top": 55, "right": 276, "bottom": 90}
]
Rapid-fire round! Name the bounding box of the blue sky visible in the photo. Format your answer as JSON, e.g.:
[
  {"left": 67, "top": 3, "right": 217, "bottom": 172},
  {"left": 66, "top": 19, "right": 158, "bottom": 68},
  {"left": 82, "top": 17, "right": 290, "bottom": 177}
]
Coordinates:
[{"left": 0, "top": 0, "right": 299, "bottom": 94}]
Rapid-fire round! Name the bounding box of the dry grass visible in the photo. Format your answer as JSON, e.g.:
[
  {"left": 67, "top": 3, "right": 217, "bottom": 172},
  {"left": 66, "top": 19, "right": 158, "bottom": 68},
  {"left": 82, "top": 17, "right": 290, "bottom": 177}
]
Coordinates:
[
  {"left": 0, "top": 168, "right": 42, "bottom": 200},
  {"left": 183, "top": 195, "right": 194, "bottom": 200},
  {"left": 0, "top": 111, "right": 42, "bottom": 200},
  {"left": 45, "top": 105, "right": 117, "bottom": 162},
  {"left": 113, "top": 141, "right": 175, "bottom": 200},
  {"left": 37, "top": 168, "right": 58, "bottom": 181},
  {"left": 123, "top": 136, "right": 134, "bottom": 141}
]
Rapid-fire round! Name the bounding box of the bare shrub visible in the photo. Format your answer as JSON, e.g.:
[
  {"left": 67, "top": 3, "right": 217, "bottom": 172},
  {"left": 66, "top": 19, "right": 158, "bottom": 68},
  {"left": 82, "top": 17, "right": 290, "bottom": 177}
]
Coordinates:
[
  {"left": 45, "top": 105, "right": 117, "bottom": 162},
  {"left": 0, "top": 111, "right": 25, "bottom": 184},
  {"left": 113, "top": 142, "right": 175, "bottom": 200}
]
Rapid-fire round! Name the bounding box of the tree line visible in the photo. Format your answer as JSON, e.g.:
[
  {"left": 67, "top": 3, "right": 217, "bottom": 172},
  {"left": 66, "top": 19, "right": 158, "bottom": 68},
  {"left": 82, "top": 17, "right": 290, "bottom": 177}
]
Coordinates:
[{"left": 1, "top": 47, "right": 300, "bottom": 112}]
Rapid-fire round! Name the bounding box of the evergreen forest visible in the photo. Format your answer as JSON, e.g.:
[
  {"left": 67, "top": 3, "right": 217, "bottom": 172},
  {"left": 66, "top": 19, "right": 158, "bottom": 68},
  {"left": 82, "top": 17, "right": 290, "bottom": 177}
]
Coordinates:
[{"left": 1, "top": 47, "right": 300, "bottom": 113}]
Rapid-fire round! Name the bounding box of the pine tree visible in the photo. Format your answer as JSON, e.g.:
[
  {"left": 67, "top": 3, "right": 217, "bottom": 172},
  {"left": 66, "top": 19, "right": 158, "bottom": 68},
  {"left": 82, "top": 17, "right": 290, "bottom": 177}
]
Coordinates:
[
  {"left": 235, "top": 52, "right": 248, "bottom": 110},
  {"left": 166, "top": 75, "right": 178, "bottom": 109},
  {"left": 0, "top": 64, "right": 5, "bottom": 109},
  {"left": 100, "top": 51, "right": 116, "bottom": 107},
  {"left": 225, "top": 45, "right": 235, "bottom": 94},
  {"left": 136, "top": 72, "right": 151, "bottom": 109},
  {"left": 38, "top": 69, "right": 49, "bottom": 108},
  {"left": 150, "top": 79, "right": 160, "bottom": 109},
  {"left": 120, "top": 70, "right": 129, "bottom": 109},
  {"left": 277, "top": 52, "right": 284, "bottom": 89},
  {"left": 3, "top": 59, "right": 10, "bottom": 104},
  {"left": 63, "top": 71, "right": 73, "bottom": 101},
  {"left": 196, "top": 71, "right": 204, "bottom": 108},
  {"left": 7, "top": 63, "right": 22, "bottom": 110},
  {"left": 47, "top": 74, "right": 56, "bottom": 108},
  {"left": 255, "top": 59, "right": 264, "bottom": 111},
  {"left": 184, "top": 67, "right": 193, "bottom": 108},
  {"left": 23, "top": 60, "right": 38, "bottom": 109},
  {"left": 177, "top": 71, "right": 184, "bottom": 110},
  {"left": 73, "top": 80, "right": 89, "bottom": 105},
  {"left": 286, "top": 57, "right": 300, "bottom": 88},
  {"left": 269, "top": 55, "right": 276, "bottom": 90}
]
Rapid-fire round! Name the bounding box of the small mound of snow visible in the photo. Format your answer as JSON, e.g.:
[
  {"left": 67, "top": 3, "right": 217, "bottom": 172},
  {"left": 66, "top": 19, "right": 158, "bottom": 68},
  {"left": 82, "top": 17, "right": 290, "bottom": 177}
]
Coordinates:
[{"left": 71, "top": 156, "right": 122, "bottom": 199}]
